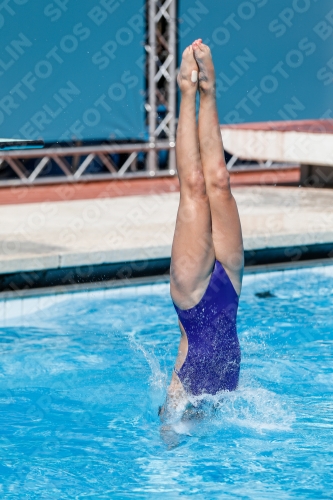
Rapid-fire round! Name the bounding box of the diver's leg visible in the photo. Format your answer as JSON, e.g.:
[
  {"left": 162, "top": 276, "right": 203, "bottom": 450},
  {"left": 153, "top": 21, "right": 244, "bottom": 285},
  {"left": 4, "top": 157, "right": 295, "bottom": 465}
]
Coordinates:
[
  {"left": 165, "top": 45, "right": 215, "bottom": 413},
  {"left": 193, "top": 40, "right": 244, "bottom": 294},
  {"left": 170, "top": 44, "right": 215, "bottom": 309}
]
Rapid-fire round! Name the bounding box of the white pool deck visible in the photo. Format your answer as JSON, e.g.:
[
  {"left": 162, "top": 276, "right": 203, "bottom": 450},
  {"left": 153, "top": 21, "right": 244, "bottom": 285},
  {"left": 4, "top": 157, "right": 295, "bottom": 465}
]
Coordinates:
[
  {"left": 0, "top": 184, "right": 333, "bottom": 322},
  {"left": 1, "top": 186, "right": 333, "bottom": 276}
]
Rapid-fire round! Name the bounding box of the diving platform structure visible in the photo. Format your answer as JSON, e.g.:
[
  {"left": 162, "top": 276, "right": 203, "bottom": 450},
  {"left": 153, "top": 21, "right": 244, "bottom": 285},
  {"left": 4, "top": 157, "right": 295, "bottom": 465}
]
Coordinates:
[{"left": 221, "top": 120, "right": 333, "bottom": 187}]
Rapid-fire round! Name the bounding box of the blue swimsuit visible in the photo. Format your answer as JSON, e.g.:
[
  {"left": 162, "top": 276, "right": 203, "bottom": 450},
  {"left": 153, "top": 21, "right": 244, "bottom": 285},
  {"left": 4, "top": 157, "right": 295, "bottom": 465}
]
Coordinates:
[{"left": 173, "top": 260, "right": 241, "bottom": 396}]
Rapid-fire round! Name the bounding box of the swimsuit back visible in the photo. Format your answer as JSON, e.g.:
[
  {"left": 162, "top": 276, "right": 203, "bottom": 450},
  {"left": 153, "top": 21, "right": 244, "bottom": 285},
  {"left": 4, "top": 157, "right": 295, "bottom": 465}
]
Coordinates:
[{"left": 173, "top": 260, "right": 241, "bottom": 396}]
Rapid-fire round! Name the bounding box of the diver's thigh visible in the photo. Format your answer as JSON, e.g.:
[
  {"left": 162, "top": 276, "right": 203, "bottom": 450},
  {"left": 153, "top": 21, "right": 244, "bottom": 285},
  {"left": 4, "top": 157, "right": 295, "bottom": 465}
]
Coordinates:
[
  {"left": 209, "top": 190, "right": 244, "bottom": 295},
  {"left": 170, "top": 193, "right": 215, "bottom": 309}
]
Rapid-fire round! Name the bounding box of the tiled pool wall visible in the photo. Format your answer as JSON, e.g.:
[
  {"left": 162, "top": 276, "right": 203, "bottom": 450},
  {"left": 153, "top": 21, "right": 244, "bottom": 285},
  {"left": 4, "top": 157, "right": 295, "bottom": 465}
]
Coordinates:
[
  {"left": 0, "top": 282, "right": 169, "bottom": 325},
  {"left": 0, "top": 263, "right": 332, "bottom": 325}
]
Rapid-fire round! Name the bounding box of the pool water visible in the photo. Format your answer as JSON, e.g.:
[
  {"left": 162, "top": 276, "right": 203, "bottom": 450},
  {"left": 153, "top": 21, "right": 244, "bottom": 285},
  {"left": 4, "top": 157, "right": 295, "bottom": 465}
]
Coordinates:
[{"left": 0, "top": 265, "right": 332, "bottom": 499}]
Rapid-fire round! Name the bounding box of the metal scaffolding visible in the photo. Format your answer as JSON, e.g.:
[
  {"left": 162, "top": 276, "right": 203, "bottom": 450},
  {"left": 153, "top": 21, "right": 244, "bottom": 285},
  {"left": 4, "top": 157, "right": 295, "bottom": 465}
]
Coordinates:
[
  {"left": 147, "top": 0, "right": 177, "bottom": 174},
  {"left": 0, "top": 0, "right": 178, "bottom": 188}
]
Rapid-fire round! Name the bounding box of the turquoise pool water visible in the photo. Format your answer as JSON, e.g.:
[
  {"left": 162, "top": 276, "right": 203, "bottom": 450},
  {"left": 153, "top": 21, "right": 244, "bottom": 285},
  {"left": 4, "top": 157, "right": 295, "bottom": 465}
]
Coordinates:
[{"left": 0, "top": 265, "right": 332, "bottom": 498}]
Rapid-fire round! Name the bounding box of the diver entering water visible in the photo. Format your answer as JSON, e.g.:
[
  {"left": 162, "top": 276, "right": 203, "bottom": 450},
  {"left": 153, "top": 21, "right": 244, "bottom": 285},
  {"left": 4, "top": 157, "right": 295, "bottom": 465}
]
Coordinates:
[{"left": 162, "top": 39, "right": 244, "bottom": 417}]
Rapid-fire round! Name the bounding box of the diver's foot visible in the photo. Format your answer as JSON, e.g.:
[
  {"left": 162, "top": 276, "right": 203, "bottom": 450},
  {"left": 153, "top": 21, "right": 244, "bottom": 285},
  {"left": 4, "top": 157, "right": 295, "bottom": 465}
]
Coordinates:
[
  {"left": 192, "top": 39, "right": 215, "bottom": 95},
  {"left": 177, "top": 44, "right": 199, "bottom": 95}
]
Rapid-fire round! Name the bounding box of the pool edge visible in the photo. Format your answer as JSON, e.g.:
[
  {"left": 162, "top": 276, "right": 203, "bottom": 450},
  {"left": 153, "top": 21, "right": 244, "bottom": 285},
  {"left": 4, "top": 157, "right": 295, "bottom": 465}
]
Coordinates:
[{"left": 0, "top": 257, "right": 332, "bottom": 301}]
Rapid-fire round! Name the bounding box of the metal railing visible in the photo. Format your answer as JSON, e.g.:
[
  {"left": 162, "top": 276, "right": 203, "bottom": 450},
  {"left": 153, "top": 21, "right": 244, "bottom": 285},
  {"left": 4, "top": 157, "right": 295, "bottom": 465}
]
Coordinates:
[{"left": 0, "top": 141, "right": 175, "bottom": 187}]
